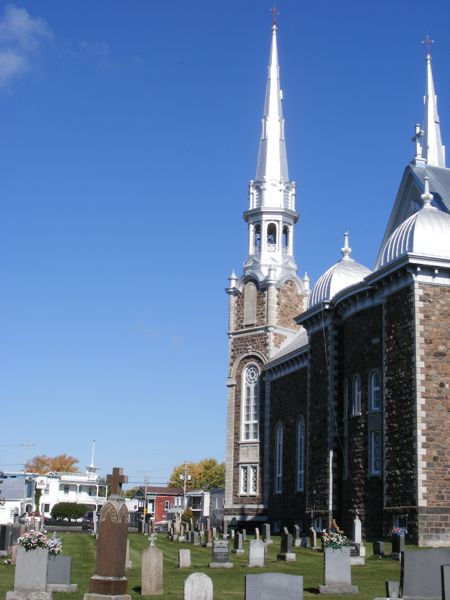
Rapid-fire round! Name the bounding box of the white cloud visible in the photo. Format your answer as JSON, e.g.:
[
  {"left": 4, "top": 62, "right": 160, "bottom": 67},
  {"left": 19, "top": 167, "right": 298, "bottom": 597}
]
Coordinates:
[{"left": 0, "top": 4, "right": 52, "bottom": 87}]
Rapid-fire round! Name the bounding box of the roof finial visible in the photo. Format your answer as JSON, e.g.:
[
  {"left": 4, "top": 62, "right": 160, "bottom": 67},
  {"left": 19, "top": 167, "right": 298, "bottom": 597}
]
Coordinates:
[
  {"left": 421, "top": 176, "right": 433, "bottom": 207},
  {"left": 341, "top": 231, "right": 352, "bottom": 260},
  {"left": 270, "top": 4, "right": 278, "bottom": 30},
  {"left": 422, "top": 34, "right": 434, "bottom": 60}
]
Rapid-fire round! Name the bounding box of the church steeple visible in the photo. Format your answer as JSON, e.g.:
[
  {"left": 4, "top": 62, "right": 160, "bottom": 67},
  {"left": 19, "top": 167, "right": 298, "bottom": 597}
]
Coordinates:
[
  {"left": 243, "top": 21, "right": 298, "bottom": 284},
  {"left": 415, "top": 36, "right": 446, "bottom": 167}
]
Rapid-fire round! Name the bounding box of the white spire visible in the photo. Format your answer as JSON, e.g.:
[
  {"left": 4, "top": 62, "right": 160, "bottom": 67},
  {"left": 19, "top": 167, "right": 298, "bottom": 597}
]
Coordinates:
[
  {"left": 341, "top": 232, "right": 352, "bottom": 261},
  {"left": 255, "top": 23, "right": 289, "bottom": 183},
  {"left": 86, "top": 439, "right": 98, "bottom": 478},
  {"left": 243, "top": 21, "right": 299, "bottom": 284},
  {"left": 421, "top": 36, "right": 446, "bottom": 167},
  {"left": 421, "top": 176, "right": 433, "bottom": 207}
]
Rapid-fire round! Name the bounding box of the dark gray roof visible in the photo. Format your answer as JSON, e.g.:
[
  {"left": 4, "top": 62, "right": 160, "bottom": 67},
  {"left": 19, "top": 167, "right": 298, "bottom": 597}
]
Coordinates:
[
  {"left": 265, "top": 329, "right": 308, "bottom": 368},
  {"left": 1, "top": 476, "right": 28, "bottom": 500},
  {"left": 410, "top": 164, "right": 450, "bottom": 213}
]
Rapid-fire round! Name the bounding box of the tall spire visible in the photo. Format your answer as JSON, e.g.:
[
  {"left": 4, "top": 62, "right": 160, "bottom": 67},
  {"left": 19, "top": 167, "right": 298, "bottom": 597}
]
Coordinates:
[
  {"left": 255, "top": 21, "right": 289, "bottom": 184},
  {"left": 421, "top": 35, "right": 446, "bottom": 167},
  {"left": 244, "top": 18, "right": 298, "bottom": 284}
]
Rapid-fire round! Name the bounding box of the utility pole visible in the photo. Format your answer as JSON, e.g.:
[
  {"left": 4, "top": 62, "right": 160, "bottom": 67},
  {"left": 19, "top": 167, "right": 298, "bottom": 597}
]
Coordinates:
[{"left": 179, "top": 462, "right": 191, "bottom": 510}]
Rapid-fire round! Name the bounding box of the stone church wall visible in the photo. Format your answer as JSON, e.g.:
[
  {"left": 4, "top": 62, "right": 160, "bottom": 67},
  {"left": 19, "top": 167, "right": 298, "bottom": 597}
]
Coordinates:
[
  {"left": 234, "top": 287, "right": 267, "bottom": 330},
  {"left": 307, "top": 328, "right": 331, "bottom": 520},
  {"left": 383, "top": 285, "right": 418, "bottom": 539},
  {"left": 338, "top": 305, "right": 383, "bottom": 538},
  {"left": 417, "top": 283, "right": 450, "bottom": 545},
  {"left": 277, "top": 280, "right": 304, "bottom": 329},
  {"left": 267, "top": 368, "right": 308, "bottom": 525}
]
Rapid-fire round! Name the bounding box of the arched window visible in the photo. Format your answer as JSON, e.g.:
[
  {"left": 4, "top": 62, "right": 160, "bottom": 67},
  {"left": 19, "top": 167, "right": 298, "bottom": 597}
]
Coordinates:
[
  {"left": 254, "top": 224, "right": 261, "bottom": 251},
  {"left": 242, "top": 365, "right": 259, "bottom": 441},
  {"left": 352, "top": 374, "right": 361, "bottom": 416},
  {"left": 274, "top": 422, "right": 283, "bottom": 493},
  {"left": 343, "top": 380, "right": 349, "bottom": 479},
  {"left": 267, "top": 223, "right": 277, "bottom": 251},
  {"left": 282, "top": 226, "right": 289, "bottom": 253},
  {"left": 369, "top": 371, "right": 381, "bottom": 411},
  {"left": 243, "top": 282, "right": 257, "bottom": 326},
  {"left": 296, "top": 417, "right": 305, "bottom": 491}
]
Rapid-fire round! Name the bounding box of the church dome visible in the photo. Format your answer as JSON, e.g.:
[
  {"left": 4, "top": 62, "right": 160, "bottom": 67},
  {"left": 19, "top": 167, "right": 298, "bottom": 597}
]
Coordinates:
[
  {"left": 308, "top": 233, "right": 371, "bottom": 308},
  {"left": 378, "top": 177, "right": 450, "bottom": 268}
]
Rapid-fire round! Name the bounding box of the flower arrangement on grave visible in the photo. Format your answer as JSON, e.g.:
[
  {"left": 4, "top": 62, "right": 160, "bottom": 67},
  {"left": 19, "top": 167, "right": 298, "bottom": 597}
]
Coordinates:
[
  {"left": 321, "top": 529, "right": 347, "bottom": 549},
  {"left": 391, "top": 527, "right": 407, "bottom": 536},
  {"left": 17, "top": 530, "right": 62, "bottom": 554},
  {"left": 47, "top": 533, "right": 62, "bottom": 555}
]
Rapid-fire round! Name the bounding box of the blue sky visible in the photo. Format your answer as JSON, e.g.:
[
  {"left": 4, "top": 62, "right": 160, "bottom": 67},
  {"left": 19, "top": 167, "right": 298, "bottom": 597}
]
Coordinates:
[{"left": 1, "top": 0, "right": 449, "bottom": 486}]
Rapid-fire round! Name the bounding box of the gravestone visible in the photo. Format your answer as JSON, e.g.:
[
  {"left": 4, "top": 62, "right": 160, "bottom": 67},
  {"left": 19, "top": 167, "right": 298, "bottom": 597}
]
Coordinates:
[
  {"left": 209, "top": 540, "right": 233, "bottom": 569},
  {"left": 255, "top": 528, "right": 260, "bottom": 541},
  {"left": 277, "top": 533, "right": 296, "bottom": 561},
  {"left": 212, "top": 527, "right": 217, "bottom": 540},
  {"left": 232, "top": 533, "right": 244, "bottom": 555},
  {"left": 184, "top": 572, "right": 213, "bottom": 600},
  {"left": 373, "top": 541, "right": 385, "bottom": 557},
  {"left": 353, "top": 516, "right": 362, "bottom": 545},
  {"left": 142, "top": 543, "right": 163, "bottom": 596},
  {"left": 193, "top": 532, "right": 200, "bottom": 546},
  {"left": 442, "top": 565, "right": 450, "bottom": 600},
  {"left": 231, "top": 529, "right": 235, "bottom": 540},
  {"left": 178, "top": 549, "right": 191, "bottom": 569},
  {"left": 392, "top": 533, "right": 405, "bottom": 561},
  {"left": 401, "top": 548, "right": 450, "bottom": 599},
  {"left": 385, "top": 581, "right": 400, "bottom": 598},
  {"left": 319, "top": 547, "right": 358, "bottom": 594},
  {"left": 263, "top": 524, "right": 273, "bottom": 545},
  {"left": 223, "top": 521, "right": 228, "bottom": 540},
  {"left": 242, "top": 528, "right": 247, "bottom": 541},
  {"left": 47, "top": 555, "right": 78, "bottom": 592},
  {"left": 125, "top": 539, "right": 132, "bottom": 569},
  {"left": 248, "top": 540, "right": 265, "bottom": 568},
  {"left": 206, "top": 529, "right": 213, "bottom": 548},
  {"left": 300, "top": 536, "right": 310, "bottom": 549},
  {"left": 6, "top": 546, "right": 51, "bottom": 600},
  {"left": 245, "top": 573, "right": 303, "bottom": 600},
  {"left": 200, "top": 531, "right": 206, "bottom": 546},
  {"left": 309, "top": 527, "right": 317, "bottom": 549},
  {"left": 84, "top": 466, "right": 130, "bottom": 600},
  {"left": 294, "top": 525, "right": 301, "bottom": 548}
]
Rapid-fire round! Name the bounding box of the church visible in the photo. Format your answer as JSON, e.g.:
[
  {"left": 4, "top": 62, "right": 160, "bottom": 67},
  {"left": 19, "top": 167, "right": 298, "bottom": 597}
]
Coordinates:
[{"left": 224, "top": 23, "right": 450, "bottom": 547}]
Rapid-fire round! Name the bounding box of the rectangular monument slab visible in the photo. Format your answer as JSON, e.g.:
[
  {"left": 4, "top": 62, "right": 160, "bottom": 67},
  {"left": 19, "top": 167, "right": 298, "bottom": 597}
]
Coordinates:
[
  {"left": 245, "top": 573, "right": 303, "bottom": 600},
  {"left": 401, "top": 549, "right": 450, "bottom": 600},
  {"left": 319, "top": 547, "right": 358, "bottom": 595}
]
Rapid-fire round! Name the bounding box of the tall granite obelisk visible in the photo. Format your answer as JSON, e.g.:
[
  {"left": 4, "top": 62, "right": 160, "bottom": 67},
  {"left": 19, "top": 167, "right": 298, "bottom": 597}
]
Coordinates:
[{"left": 84, "top": 467, "right": 130, "bottom": 600}]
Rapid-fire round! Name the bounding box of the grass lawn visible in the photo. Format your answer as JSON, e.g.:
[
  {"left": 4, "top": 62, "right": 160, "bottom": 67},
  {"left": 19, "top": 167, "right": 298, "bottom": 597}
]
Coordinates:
[{"left": 0, "top": 533, "right": 401, "bottom": 600}]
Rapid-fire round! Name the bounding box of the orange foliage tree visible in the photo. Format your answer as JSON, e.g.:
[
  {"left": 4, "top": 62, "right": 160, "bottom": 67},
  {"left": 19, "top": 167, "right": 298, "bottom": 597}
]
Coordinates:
[{"left": 26, "top": 454, "right": 79, "bottom": 474}]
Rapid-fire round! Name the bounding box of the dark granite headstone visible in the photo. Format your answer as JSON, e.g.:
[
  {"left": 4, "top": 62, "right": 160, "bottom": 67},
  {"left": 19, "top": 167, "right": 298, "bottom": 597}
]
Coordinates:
[
  {"left": 232, "top": 533, "right": 244, "bottom": 554},
  {"left": 277, "top": 533, "right": 295, "bottom": 561},
  {"left": 209, "top": 540, "right": 233, "bottom": 568},
  {"left": 392, "top": 534, "right": 405, "bottom": 560},
  {"left": 401, "top": 549, "right": 450, "bottom": 599},
  {"left": 85, "top": 466, "right": 130, "bottom": 599},
  {"left": 245, "top": 573, "right": 303, "bottom": 600},
  {"left": 373, "top": 541, "right": 385, "bottom": 556}
]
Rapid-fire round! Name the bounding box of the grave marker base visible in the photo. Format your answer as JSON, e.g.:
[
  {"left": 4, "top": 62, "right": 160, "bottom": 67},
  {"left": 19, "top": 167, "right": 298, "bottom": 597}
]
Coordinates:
[
  {"left": 47, "top": 584, "right": 78, "bottom": 593},
  {"left": 208, "top": 562, "right": 233, "bottom": 568},
  {"left": 84, "top": 594, "right": 131, "bottom": 600},
  {"left": 6, "top": 592, "right": 52, "bottom": 600},
  {"left": 276, "top": 552, "right": 296, "bottom": 561},
  {"left": 319, "top": 584, "right": 359, "bottom": 594}
]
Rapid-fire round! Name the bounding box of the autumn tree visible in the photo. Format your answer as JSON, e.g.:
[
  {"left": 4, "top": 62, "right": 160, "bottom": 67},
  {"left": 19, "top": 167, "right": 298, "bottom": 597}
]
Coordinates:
[
  {"left": 26, "top": 454, "right": 79, "bottom": 474},
  {"left": 168, "top": 458, "right": 225, "bottom": 490}
]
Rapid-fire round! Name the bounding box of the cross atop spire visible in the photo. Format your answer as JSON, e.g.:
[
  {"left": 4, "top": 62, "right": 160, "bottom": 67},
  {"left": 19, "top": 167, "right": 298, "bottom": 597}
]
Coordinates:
[
  {"left": 271, "top": 4, "right": 279, "bottom": 29},
  {"left": 414, "top": 35, "right": 446, "bottom": 168},
  {"left": 422, "top": 34, "right": 434, "bottom": 59}
]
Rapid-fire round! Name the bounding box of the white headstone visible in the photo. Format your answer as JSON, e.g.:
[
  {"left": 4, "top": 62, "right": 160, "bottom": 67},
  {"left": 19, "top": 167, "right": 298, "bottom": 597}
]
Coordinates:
[
  {"left": 141, "top": 544, "right": 163, "bottom": 595},
  {"left": 184, "top": 572, "right": 213, "bottom": 600},
  {"left": 353, "top": 516, "right": 362, "bottom": 545},
  {"left": 178, "top": 549, "right": 192, "bottom": 568},
  {"left": 248, "top": 540, "right": 265, "bottom": 568}
]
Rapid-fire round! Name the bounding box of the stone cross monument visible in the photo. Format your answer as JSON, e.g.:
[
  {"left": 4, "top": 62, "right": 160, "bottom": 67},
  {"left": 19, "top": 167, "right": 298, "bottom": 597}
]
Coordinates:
[{"left": 84, "top": 467, "right": 130, "bottom": 600}]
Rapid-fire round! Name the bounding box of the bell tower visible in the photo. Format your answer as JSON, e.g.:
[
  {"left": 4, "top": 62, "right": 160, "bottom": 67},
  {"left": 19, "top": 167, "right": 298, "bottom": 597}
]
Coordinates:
[{"left": 224, "top": 19, "right": 308, "bottom": 523}]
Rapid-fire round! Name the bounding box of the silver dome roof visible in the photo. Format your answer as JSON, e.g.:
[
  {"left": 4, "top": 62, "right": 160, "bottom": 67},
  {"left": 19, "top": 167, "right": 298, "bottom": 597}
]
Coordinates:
[
  {"left": 378, "top": 178, "right": 450, "bottom": 268},
  {"left": 308, "top": 234, "right": 371, "bottom": 308}
]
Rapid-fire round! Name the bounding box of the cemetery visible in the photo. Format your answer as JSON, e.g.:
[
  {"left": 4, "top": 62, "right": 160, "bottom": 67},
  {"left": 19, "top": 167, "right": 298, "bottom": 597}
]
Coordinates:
[{"left": 0, "top": 528, "right": 430, "bottom": 600}]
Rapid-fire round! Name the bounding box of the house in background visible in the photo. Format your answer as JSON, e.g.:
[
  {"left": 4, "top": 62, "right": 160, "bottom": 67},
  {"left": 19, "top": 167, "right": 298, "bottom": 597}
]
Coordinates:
[
  {"left": 0, "top": 473, "right": 35, "bottom": 524},
  {"left": 132, "top": 486, "right": 183, "bottom": 523}
]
